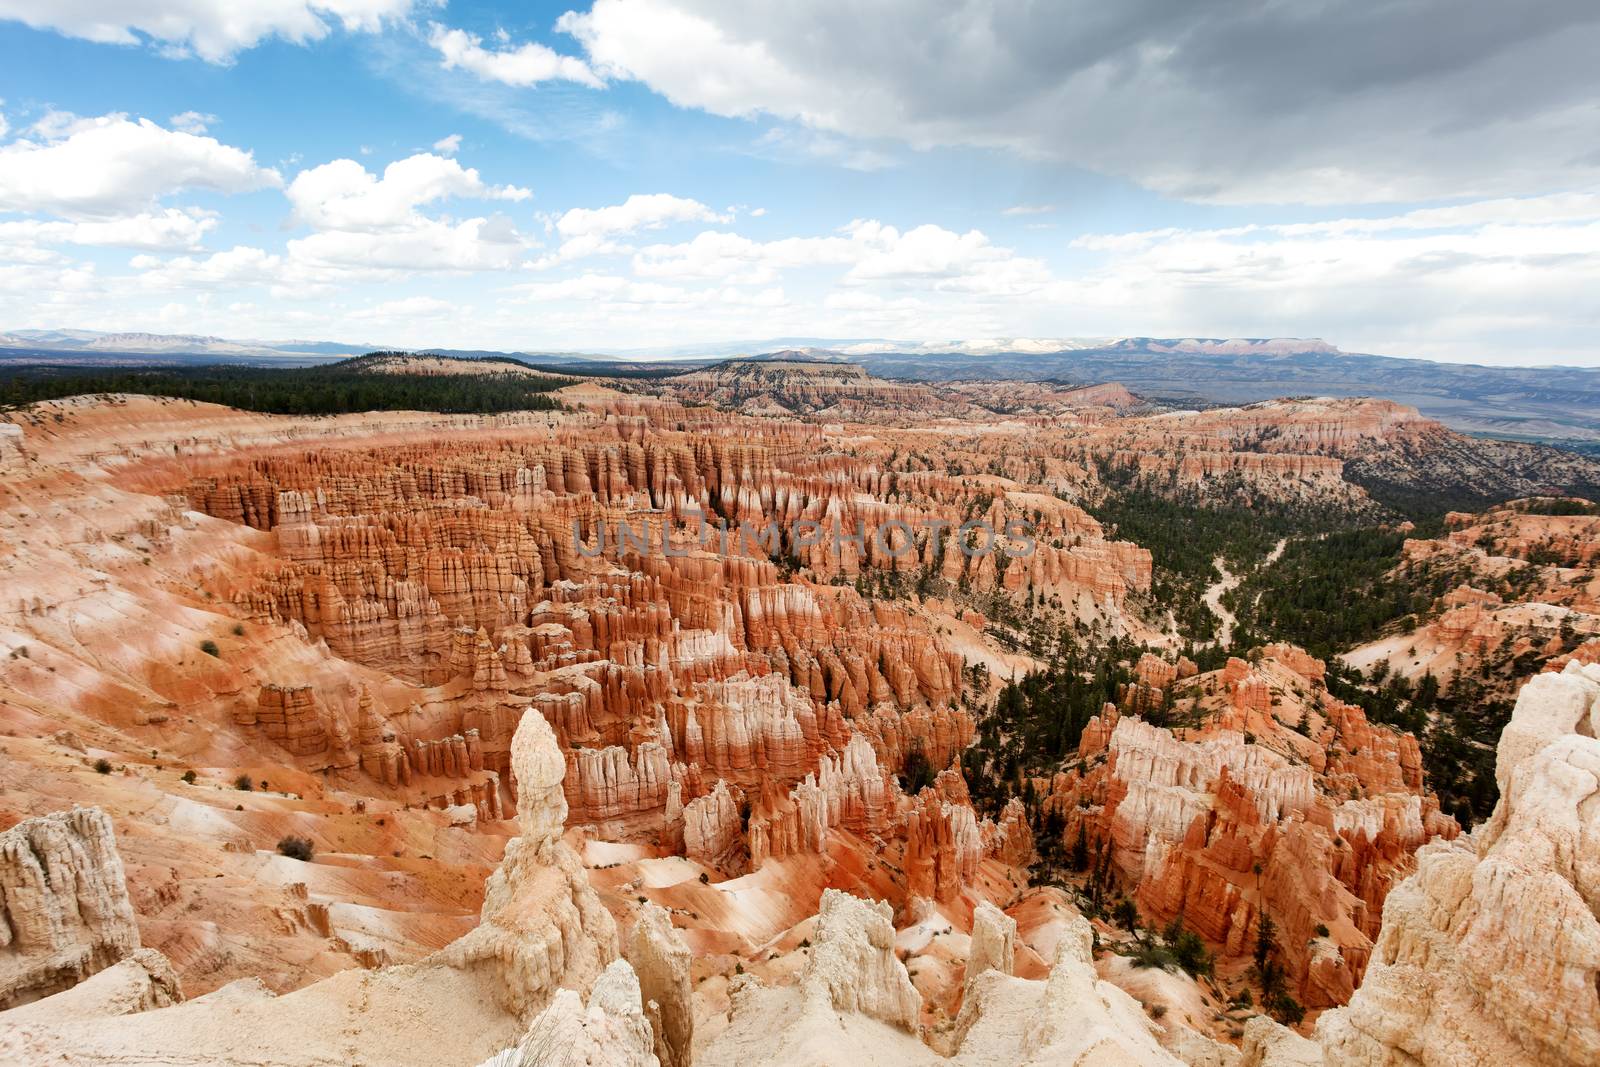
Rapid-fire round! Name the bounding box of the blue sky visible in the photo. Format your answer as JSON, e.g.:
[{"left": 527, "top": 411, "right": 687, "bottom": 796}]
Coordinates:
[{"left": 2, "top": 1, "right": 1598, "bottom": 364}]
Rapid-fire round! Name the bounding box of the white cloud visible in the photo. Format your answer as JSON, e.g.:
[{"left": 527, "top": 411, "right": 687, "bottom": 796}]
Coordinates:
[
  {"left": 556, "top": 193, "right": 726, "bottom": 238},
  {"left": 349, "top": 295, "right": 455, "bottom": 319},
  {"left": 25, "top": 110, "right": 80, "bottom": 140},
  {"left": 429, "top": 23, "right": 602, "bottom": 89},
  {"left": 630, "top": 219, "right": 1049, "bottom": 295},
  {"left": 1002, "top": 204, "right": 1055, "bottom": 216},
  {"left": 169, "top": 111, "right": 218, "bottom": 135},
  {"left": 1055, "top": 191, "right": 1600, "bottom": 362},
  {"left": 530, "top": 193, "right": 730, "bottom": 266},
  {"left": 0, "top": 0, "right": 419, "bottom": 62},
  {"left": 432, "top": 133, "right": 462, "bottom": 155},
  {"left": 117, "top": 152, "right": 542, "bottom": 296},
  {"left": 558, "top": 0, "right": 1600, "bottom": 203},
  {"left": 286, "top": 153, "right": 529, "bottom": 232},
  {"left": 0, "top": 208, "right": 216, "bottom": 250},
  {"left": 0, "top": 113, "right": 279, "bottom": 218},
  {"left": 841, "top": 220, "right": 1051, "bottom": 295},
  {"left": 288, "top": 215, "right": 528, "bottom": 272},
  {"left": 131, "top": 245, "right": 286, "bottom": 291},
  {"left": 631, "top": 229, "right": 854, "bottom": 284},
  {"left": 0, "top": 260, "right": 99, "bottom": 297},
  {"left": 750, "top": 127, "right": 895, "bottom": 172},
  {"left": 511, "top": 271, "right": 785, "bottom": 310},
  {"left": 557, "top": 1, "right": 813, "bottom": 121}
]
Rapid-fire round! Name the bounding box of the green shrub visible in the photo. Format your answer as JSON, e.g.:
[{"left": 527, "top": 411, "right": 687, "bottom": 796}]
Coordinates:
[
  {"left": 1164, "top": 917, "right": 1214, "bottom": 978},
  {"left": 276, "top": 836, "right": 314, "bottom": 862},
  {"left": 1267, "top": 991, "right": 1306, "bottom": 1025},
  {"left": 94, "top": 757, "right": 112, "bottom": 774},
  {"left": 199, "top": 639, "right": 220, "bottom": 657}
]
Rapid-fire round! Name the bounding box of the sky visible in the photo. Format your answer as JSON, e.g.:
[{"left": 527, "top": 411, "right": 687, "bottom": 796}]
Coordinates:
[{"left": 1, "top": 1, "right": 1599, "bottom": 365}]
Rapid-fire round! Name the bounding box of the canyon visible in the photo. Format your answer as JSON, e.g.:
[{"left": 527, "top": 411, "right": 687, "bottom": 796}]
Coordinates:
[
  {"left": 1, "top": 369, "right": 1594, "bottom": 1064},
  {"left": 1345, "top": 499, "right": 1600, "bottom": 690}
]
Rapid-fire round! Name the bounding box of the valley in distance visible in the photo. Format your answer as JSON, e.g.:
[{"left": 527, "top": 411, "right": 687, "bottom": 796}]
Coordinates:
[{"left": 1, "top": 340, "right": 1597, "bottom": 1066}]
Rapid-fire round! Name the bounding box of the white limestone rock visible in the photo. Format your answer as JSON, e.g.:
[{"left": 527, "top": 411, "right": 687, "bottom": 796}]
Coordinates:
[
  {"left": 801, "top": 889, "right": 921, "bottom": 1032},
  {"left": 1315, "top": 664, "right": 1600, "bottom": 1066},
  {"left": 625, "top": 904, "right": 692, "bottom": 1067},
  {"left": 436, "top": 708, "right": 618, "bottom": 1018},
  {"left": 0, "top": 807, "right": 142, "bottom": 1010},
  {"left": 963, "top": 900, "right": 1016, "bottom": 1004},
  {"left": 475, "top": 959, "right": 658, "bottom": 1067},
  {"left": 953, "top": 913, "right": 1182, "bottom": 1066}
]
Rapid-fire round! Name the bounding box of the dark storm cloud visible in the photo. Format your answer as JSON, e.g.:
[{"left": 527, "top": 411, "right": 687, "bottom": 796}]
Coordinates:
[{"left": 564, "top": 0, "right": 1600, "bottom": 202}]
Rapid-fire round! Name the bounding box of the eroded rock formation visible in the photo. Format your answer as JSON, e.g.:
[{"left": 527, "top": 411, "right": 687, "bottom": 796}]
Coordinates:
[
  {"left": 625, "top": 904, "right": 691, "bottom": 1067},
  {"left": 962, "top": 900, "right": 1015, "bottom": 1002},
  {"left": 475, "top": 959, "right": 657, "bottom": 1067},
  {"left": 0, "top": 808, "right": 142, "bottom": 1010},
  {"left": 0, "top": 706, "right": 620, "bottom": 1066},
  {"left": 1037, "top": 646, "right": 1458, "bottom": 1007},
  {"left": 951, "top": 913, "right": 1180, "bottom": 1066},
  {"left": 434, "top": 708, "right": 618, "bottom": 1016},
  {"left": 802, "top": 888, "right": 922, "bottom": 1031},
  {"left": 1316, "top": 662, "right": 1600, "bottom": 1066}
]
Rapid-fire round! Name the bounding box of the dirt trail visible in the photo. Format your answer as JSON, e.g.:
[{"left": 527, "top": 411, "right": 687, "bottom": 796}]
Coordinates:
[{"left": 1204, "top": 538, "right": 1286, "bottom": 647}]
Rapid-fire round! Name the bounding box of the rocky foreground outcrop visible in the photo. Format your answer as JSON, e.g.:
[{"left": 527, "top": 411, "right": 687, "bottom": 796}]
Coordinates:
[
  {"left": 626, "top": 904, "right": 693, "bottom": 1067},
  {"left": 0, "top": 708, "right": 619, "bottom": 1066},
  {"left": 698, "top": 887, "right": 1178, "bottom": 1067},
  {"left": 698, "top": 663, "right": 1600, "bottom": 1064},
  {"left": 1316, "top": 661, "right": 1600, "bottom": 1066},
  {"left": 432, "top": 707, "right": 617, "bottom": 1016},
  {"left": 0, "top": 808, "right": 142, "bottom": 1010},
  {"left": 475, "top": 959, "right": 658, "bottom": 1067}
]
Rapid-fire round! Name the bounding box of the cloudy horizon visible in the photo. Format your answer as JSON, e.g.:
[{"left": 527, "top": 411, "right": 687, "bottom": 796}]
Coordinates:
[{"left": 2, "top": 1, "right": 1598, "bottom": 366}]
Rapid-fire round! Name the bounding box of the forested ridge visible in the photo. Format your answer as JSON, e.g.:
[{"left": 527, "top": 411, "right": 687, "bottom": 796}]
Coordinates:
[
  {"left": 1224, "top": 527, "right": 1449, "bottom": 659},
  {"left": 0, "top": 353, "right": 573, "bottom": 414},
  {"left": 1085, "top": 476, "right": 1364, "bottom": 643}
]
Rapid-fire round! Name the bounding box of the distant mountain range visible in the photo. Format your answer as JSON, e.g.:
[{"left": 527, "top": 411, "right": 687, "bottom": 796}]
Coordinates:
[
  {"left": 847, "top": 340, "right": 1600, "bottom": 444},
  {"left": 3, "top": 329, "right": 1596, "bottom": 443},
  {"left": 0, "top": 329, "right": 609, "bottom": 367}
]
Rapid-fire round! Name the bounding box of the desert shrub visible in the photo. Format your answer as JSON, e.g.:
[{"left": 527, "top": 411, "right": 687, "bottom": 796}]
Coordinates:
[
  {"left": 181, "top": 770, "right": 197, "bottom": 784},
  {"left": 234, "top": 774, "right": 253, "bottom": 791},
  {"left": 94, "top": 757, "right": 112, "bottom": 774},
  {"left": 199, "top": 639, "right": 220, "bottom": 657},
  {"left": 276, "top": 836, "right": 314, "bottom": 862},
  {"left": 1132, "top": 943, "right": 1178, "bottom": 971}
]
